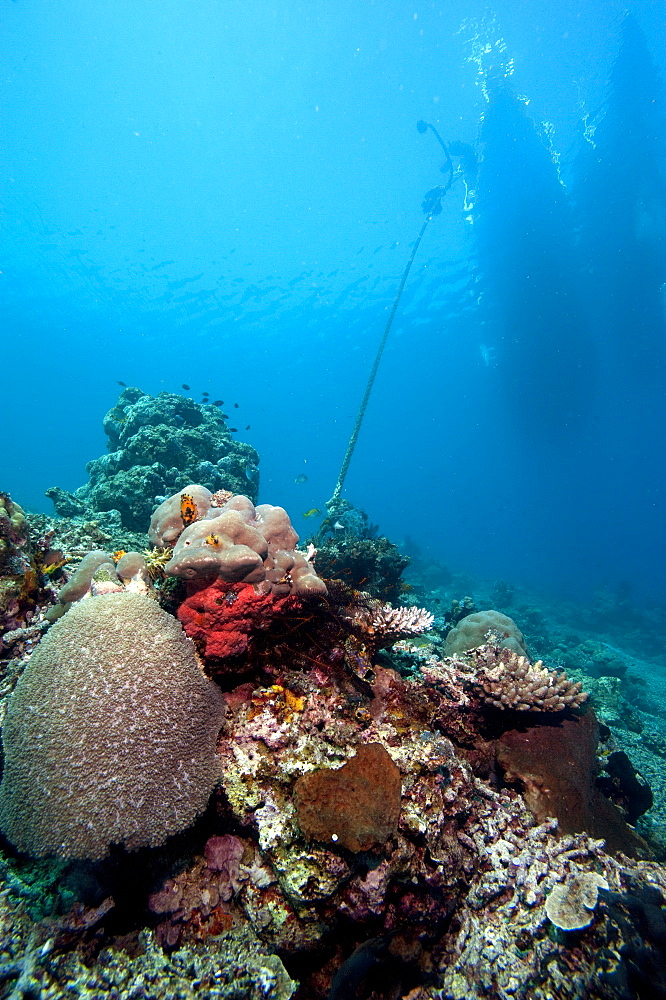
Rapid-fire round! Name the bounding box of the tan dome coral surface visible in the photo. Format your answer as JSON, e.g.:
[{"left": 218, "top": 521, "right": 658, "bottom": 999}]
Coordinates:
[
  {"left": 444, "top": 609, "right": 527, "bottom": 656},
  {"left": 0, "top": 593, "right": 225, "bottom": 860}
]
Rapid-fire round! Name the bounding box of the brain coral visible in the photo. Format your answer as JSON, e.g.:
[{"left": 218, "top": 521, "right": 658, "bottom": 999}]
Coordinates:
[
  {"left": 444, "top": 609, "right": 527, "bottom": 657},
  {"left": 46, "top": 387, "right": 259, "bottom": 531},
  {"left": 0, "top": 593, "right": 225, "bottom": 860}
]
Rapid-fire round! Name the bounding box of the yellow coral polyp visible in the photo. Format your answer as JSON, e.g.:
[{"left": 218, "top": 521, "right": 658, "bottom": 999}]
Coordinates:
[
  {"left": 284, "top": 688, "right": 306, "bottom": 714},
  {"left": 248, "top": 685, "right": 306, "bottom": 723}
]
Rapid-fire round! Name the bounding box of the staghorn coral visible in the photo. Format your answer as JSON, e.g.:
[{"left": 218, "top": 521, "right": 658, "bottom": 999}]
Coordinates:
[
  {"left": 348, "top": 602, "right": 434, "bottom": 648},
  {"left": 0, "top": 592, "right": 225, "bottom": 859},
  {"left": 467, "top": 644, "right": 587, "bottom": 711}
]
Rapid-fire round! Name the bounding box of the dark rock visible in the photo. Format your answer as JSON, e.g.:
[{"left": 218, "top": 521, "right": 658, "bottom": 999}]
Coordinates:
[{"left": 596, "top": 751, "right": 654, "bottom": 825}]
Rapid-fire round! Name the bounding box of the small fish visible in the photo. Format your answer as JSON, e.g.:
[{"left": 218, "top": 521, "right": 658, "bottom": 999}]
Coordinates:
[
  {"left": 303, "top": 508, "right": 322, "bottom": 518},
  {"left": 180, "top": 493, "right": 199, "bottom": 526},
  {"left": 205, "top": 533, "right": 221, "bottom": 547},
  {"left": 202, "top": 390, "right": 209, "bottom": 396},
  {"left": 117, "top": 380, "right": 127, "bottom": 387},
  {"left": 181, "top": 383, "right": 190, "bottom": 390},
  {"left": 229, "top": 427, "right": 238, "bottom": 432},
  {"left": 233, "top": 402, "right": 239, "bottom": 408},
  {"left": 245, "top": 424, "right": 251, "bottom": 430},
  {"left": 294, "top": 474, "right": 308, "bottom": 485},
  {"left": 213, "top": 400, "right": 224, "bottom": 406}
]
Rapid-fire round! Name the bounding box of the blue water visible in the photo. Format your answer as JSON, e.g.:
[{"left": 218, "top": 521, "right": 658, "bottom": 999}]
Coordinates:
[{"left": 2, "top": 0, "right": 665, "bottom": 600}]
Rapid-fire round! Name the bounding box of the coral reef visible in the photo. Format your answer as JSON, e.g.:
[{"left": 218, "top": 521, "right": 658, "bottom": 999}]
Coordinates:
[
  {"left": 311, "top": 499, "right": 410, "bottom": 602},
  {"left": 0, "top": 593, "right": 225, "bottom": 859},
  {"left": 1, "top": 489, "right": 666, "bottom": 999},
  {"left": 46, "top": 388, "right": 259, "bottom": 531},
  {"left": 312, "top": 535, "right": 410, "bottom": 603},
  {"left": 0, "top": 494, "right": 53, "bottom": 637}
]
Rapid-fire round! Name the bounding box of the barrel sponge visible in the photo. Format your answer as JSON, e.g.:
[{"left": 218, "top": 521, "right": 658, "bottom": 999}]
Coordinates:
[{"left": 0, "top": 593, "right": 225, "bottom": 860}]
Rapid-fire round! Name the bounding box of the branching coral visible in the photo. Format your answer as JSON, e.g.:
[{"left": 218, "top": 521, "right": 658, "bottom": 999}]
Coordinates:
[
  {"left": 467, "top": 644, "right": 587, "bottom": 711},
  {"left": 421, "top": 644, "right": 587, "bottom": 713},
  {"left": 347, "top": 601, "right": 434, "bottom": 648}
]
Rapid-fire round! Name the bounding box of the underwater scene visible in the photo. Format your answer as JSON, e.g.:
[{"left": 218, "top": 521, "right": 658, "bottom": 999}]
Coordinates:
[{"left": 2, "top": 1, "right": 666, "bottom": 997}]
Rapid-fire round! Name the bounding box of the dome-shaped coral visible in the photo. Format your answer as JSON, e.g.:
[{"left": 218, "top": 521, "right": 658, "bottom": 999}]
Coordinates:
[
  {"left": 444, "top": 609, "right": 527, "bottom": 656},
  {"left": 0, "top": 593, "right": 225, "bottom": 860}
]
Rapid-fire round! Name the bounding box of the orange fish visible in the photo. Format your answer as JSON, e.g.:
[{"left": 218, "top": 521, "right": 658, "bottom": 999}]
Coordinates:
[{"left": 180, "top": 493, "right": 199, "bottom": 526}]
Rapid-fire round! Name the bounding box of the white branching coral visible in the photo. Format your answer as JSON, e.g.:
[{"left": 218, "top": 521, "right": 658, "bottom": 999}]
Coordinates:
[
  {"left": 468, "top": 645, "right": 587, "bottom": 711},
  {"left": 420, "top": 644, "right": 587, "bottom": 713},
  {"left": 350, "top": 602, "right": 435, "bottom": 647}
]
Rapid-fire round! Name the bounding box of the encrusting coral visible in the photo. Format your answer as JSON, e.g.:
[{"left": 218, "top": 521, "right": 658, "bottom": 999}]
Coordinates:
[
  {"left": 0, "top": 592, "right": 225, "bottom": 859},
  {"left": 293, "top": 743, "right": 402, "bottom": 853},
  {"left": 545, "top": 871, "right": 610, "bottom": 930}
]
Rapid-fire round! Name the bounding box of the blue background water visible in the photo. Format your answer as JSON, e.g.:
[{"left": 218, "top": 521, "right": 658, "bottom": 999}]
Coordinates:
[{"left": 2, "top": 0, "right": 665, "bottom": 600}]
